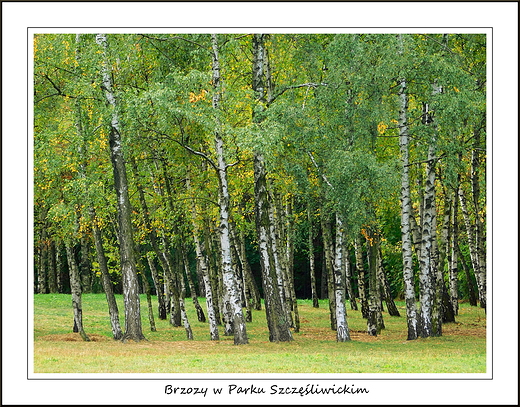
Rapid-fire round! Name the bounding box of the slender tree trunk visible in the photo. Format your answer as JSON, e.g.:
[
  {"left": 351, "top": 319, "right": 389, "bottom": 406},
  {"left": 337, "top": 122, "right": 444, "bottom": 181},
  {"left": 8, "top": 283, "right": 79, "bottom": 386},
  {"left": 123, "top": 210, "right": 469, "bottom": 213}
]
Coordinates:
[
  {"left": 254, "top": 155, "right": 293, "bottom": 342},
  {"left": 398, "top": 71, "right": 418, "bottom": 340},
  {"left": 96, "top": 33, "right": 144, "bottom": 342},
  {"left": 146, "top": 253, "right": 167, "bottom": 320},
  {"left": 55, "top": 241, "right": 64, "bottom": 293},
  {"left": 334, "top": 215, "right": 351, "bottom": 341},
  {"left": 321, "top": 212, "right": 337, "bottom": 330},
  {"left": 90, "top": 207, "right": 123, "bottom": 340},
  {"left": 366, "top": 229, "right": 384, "bottom": 336},
  {"left": 471, "top": 129, "right": 487, "bottom": 311},
  {"left": 354, "top": 237, "right": 369, "bottom": 319},
  {"left": 79, "top": 236, "right": 92, "bottom": 294},
  {"left": 285, "top": 197, "right": 300, "bottom": 332},
  {"left": 186, "top": 185, "right": 220, "bottom": 339},
  {"left": 141, "top": 270, "right": 157, "bottom": 332},
  {"left": 449, "top": 191, "right": 460, "bottom": 315},
  {"left": 181, "top": 245, "right": 206, "bottom": 323},
  {"left": 343, "top": 245, "right": 358, "bottom": 311},
  {"left": 457, "top": 243, "right": 478, "bottom": 306},
  {"left": 235, "top": 225, "right": 262, "bottom": 311},
  {"left": 458, "top": 185, "right": 485, "bottom": 309},
  {"left": 307, "top": 203, "right": 319, "bottom": 308},
  {"left": 47, "top": 240, "right": 58, "bottom": 293},
  {"left": 252, "top": 34, "right": 292, "bottom": 342},
  {"left": 377, "top": 246, "right": 400, "bottom": 317},
  {"left": 211, "top": 34, "right": 248, "bottom": 345},
  {"left": 65, "top": 242, "right": 90, "bottom": 341}
]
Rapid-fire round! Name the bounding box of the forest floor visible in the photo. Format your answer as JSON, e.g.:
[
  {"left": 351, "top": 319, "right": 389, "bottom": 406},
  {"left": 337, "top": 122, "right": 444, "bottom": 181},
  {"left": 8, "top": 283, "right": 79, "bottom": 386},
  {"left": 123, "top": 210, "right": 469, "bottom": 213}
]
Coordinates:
[{"left": 33, "top": 294, "right": 487, "bottom": 374}]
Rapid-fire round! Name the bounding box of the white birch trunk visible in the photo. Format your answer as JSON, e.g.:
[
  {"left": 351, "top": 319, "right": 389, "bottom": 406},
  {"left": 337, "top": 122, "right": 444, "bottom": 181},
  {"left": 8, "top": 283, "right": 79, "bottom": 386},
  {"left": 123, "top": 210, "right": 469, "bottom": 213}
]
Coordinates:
[
  {"left": 398, "top": 74, "right": 418, "bottom": 340},
  {"left": 212, "top": 34, "right": 248, "bottom": 345},
  {"left": 334, "top": 215, "right": 350, "bottom": 341}
]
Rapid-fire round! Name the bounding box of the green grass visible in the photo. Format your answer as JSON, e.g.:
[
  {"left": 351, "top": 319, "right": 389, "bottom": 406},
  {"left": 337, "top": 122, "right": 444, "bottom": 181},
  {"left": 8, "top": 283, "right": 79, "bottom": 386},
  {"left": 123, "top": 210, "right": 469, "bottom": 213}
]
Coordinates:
[{"left": 33, "top": 293, "right": 486, "bottom": 374}]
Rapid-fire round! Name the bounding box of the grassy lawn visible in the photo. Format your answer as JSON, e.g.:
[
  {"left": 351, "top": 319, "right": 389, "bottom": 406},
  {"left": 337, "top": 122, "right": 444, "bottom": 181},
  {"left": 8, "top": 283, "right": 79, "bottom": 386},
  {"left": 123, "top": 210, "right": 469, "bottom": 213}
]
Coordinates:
[{"left": 33, "top": 293, "right": 486, "bottom": 374}]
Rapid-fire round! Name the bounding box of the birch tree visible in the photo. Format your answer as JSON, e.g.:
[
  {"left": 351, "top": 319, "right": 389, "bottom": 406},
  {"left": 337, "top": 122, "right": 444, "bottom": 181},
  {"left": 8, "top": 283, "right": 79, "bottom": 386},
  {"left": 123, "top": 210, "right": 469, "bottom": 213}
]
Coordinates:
[{"left": 96, "top": 34, "right": 145, "bottom": 342}]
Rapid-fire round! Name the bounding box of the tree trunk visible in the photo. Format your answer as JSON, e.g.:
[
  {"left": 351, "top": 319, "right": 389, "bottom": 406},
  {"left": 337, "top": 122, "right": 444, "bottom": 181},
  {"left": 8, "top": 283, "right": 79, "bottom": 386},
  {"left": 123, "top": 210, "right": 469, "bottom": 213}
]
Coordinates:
[
  {"left": 377, "top": 246, "right": 400, "bottom": 317},
  {"left": 457, "top": 243, "right": 478, "bottom": 306},
  {"left": 96, "top": 33, "right": 144, "bottom": 342},
  {"left": 253, "top": 154, "right": 293, "bottom": 342},
  {"left": 79, "top": 236, "right": 92, "bottom": 294},
  {"left": 90, "top": 207, "right": 123, "bottom": 340},
  {"left": 449, "top": 187, "right": 460, "bottom": 315},
  {"left": 146, "top": 253, "right": 167, "bottom": 320},
  {"left": 343, "top": 245, "right": 358, "bottom": 311},
  {"left": 181, "top": 245, "right": 206, "bottom": 323},
  {"left": 321, "top": 212, "right": 337, "bottom": 330},
  {"left": 366, "top": 229, "right": 384, "bottom": 336},
  {"left": 186, "top": 182, "right": 220, "bottom": 339},
  {"left": 47, "top": 240, "right": 58, "bottom": 293},
  {"left": 417, "top": 139, "right": 436, "bottom": 338},
  {"left": 471, "top": 128, "right": 486, "bottom": 311},
  {"left": 458, "top": 185, "right": 485, "bottom": 309},
  {"left": 397, "top": 71, "right": 418, "bottom": 340},
  {"left": 354, "top": 237, "right": 369, "bottom": 319},
  {"left": 65, "top": 242, "right": 90, "bottom": 341},
  {"left": 285, "top": 197, "right": 300, "bottom": 332},
  {"left": 334, "top": 215, "right": 351, "bottom": 341},
  {"left": 141, "top": 270, "right": 157, "bottom": 332},
  {"left": 211, "top": 34, "right": 248, "bottom": 345},
  {"left": 307, "top": 203, "right": 319, "bottom": 308},
  {"left": 251, "top": 34, "right": 292, "bottom": 342}
]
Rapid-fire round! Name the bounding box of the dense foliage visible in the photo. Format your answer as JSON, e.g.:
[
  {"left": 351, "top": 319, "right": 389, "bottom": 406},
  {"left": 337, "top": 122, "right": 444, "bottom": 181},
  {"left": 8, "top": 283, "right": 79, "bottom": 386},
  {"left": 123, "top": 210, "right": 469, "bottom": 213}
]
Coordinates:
[{"left": 34, "top": 33, "right": 486, "bottom": 341}]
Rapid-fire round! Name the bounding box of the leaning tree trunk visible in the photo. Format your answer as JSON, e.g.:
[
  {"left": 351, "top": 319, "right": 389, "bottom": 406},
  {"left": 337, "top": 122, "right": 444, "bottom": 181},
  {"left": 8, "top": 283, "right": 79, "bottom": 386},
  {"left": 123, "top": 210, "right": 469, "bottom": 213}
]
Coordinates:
[
  {"left": 458, "top": 185, "right": 485, "bottom": 309},
  {"left": 65, "top": 242, "right": 90, "bottom": 341},
  {"left": 96, "top": 33, "right": 144, "bottom": 342},
  {"left": 377, "top": 246, "right": 400, "bottom": 317},
  {"left": 90, "top": 207, "right": 123, "bottom": 340},
  {"left": 397, "top": 72, "right": 418, "bottom": 340}
]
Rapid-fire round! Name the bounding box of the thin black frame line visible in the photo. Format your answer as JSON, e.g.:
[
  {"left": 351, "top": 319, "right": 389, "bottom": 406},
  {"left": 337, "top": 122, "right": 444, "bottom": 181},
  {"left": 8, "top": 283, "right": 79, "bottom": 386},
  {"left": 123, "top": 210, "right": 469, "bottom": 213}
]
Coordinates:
[{"left": 28, "top": 28, "right": 492, "bottom": 381}]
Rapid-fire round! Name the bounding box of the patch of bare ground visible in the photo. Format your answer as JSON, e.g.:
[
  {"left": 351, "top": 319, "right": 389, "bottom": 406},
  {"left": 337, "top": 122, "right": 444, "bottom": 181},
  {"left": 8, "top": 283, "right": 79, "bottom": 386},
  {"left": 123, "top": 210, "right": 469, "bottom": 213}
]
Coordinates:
[
  {"left": 41, "top": 333, "right": 112, "bottom": 342},
  {"left": 443, "top": 322, "right": 486, "bottom": 338}
]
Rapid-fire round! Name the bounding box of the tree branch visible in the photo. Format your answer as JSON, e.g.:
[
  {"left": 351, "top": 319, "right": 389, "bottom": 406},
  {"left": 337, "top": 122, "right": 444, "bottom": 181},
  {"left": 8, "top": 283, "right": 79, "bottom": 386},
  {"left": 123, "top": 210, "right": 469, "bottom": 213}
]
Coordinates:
[
  {"left": 270, "top": 82, "right": 328, "bottom": 104},
  {"left": 307, "top": 151, "right": 334, "bottom": 189}
]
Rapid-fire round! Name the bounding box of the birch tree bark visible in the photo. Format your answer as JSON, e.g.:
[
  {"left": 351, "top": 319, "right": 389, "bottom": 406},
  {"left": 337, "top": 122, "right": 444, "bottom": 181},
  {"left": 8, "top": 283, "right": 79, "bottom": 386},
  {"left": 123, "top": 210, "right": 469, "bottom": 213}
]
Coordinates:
[
  {"left": 96, "top": 33, "right": 145, "bottom": 342},
  {"left": 397, "top": 71, "right": 418, "bottom": 340},
  {"left": 251, "top": 33, "right": 293, "bottom": 342},
  {"left": 354, "top": 237, "right": 369, "bottom": 319},
  {"left": 307, "top": 202, "right": 319, "bottom": 308},
  {"left": 449, "top": 189, "right": 460, "bottom": 315},
  {"left": 90, "top": 207, "right": 123, "bottom": 339},
  {"left": 186, "top": 176, "right": 220, "bottom": 340},
  {"left": 334, "top": 215, "right": 351, "bottom": 341},
  {"left": 211, "top": 34, "right": 248, "bottom": 345},
  {"left": 65, "top": 242, "right": 90, "bottom": 341}
]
